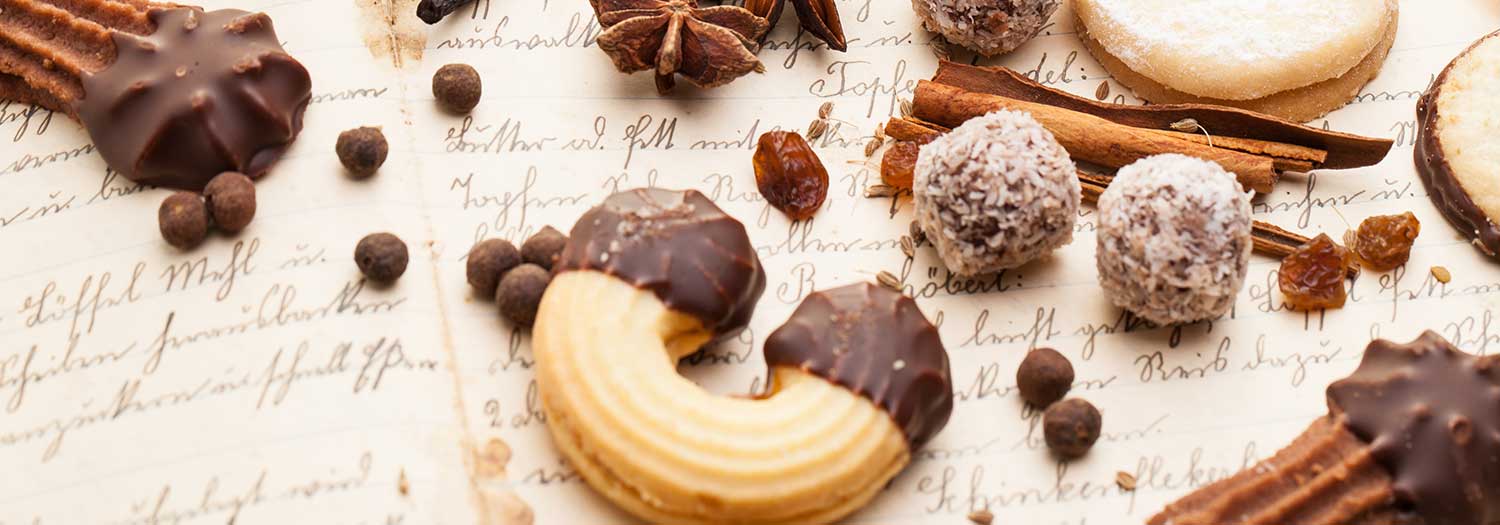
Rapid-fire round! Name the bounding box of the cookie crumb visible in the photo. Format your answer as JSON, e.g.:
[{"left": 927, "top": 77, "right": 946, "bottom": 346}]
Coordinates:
[
  {"left": 1116, "top": 471, "right": 1137, "bottom": 491},
  {"left": 967, "top": 509, "right": 994, "bottom": 525},
  {"left": 398, "top": 468, "right": 410, "bottom": 496}
]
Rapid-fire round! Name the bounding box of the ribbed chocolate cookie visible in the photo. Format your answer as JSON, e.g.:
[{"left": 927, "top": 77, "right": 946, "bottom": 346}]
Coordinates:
[{"left": 0, "top": 2, "right": 311, "bottom": 190}]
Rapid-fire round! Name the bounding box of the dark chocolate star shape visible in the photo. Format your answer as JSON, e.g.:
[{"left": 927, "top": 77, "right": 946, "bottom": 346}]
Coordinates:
[{"left": 743, "top": 0, "right": 847, "bottom": 52}]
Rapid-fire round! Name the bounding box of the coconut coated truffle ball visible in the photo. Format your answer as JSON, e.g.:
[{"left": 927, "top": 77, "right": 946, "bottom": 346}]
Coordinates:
[
  {"left": 1095, "top": 154, "right": 1253, "bottom": 325},
  {"left": 911, "top": 0, "right": 1060, "bottom": 56},
  {"left": 913, "top": 110, "right": 1080, "bottom": 276}
]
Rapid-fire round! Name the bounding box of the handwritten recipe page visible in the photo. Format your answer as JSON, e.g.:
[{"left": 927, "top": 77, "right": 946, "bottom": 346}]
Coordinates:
[{"left": 3, "top": 0, "right": 1499, "bottom": 523}]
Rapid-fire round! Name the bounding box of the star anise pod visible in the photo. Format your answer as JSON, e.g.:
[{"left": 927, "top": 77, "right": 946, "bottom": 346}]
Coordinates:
[
  {"left": 592, "top": 0, "right": 771, "bottom": 94},
  {"left": 743, "top": 0, "right": 846, "bottom": 51}
]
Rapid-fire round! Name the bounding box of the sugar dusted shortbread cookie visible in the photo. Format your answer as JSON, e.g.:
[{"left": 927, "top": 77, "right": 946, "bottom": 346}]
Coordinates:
[
  {"left": 1073, "top": 0, "right": 1398, "bottom": 121},
  {"left": 1417, "top": 31, "right": 1500, "bottom": 259}
]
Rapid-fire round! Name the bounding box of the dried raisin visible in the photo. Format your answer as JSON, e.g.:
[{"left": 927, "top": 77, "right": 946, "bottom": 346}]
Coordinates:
[
  {"left": 753, "top": 131, "right": 828, "bottom": 221},
  {"left": 1347, "top": 212, "right": 1420, "bottom": 272},
  {"left": 1279, "top": 233, "right": 1352, "bottom": 310}
]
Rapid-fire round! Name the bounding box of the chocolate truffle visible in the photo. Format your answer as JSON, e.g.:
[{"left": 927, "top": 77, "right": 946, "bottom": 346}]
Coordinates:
[
  {"left": 912, "top": 110, "right": 1080, "bottom": 276},
  {"left": 911, "top": 0, "right": 1061, "bottom": 56},
  {"left": 1096, "top": 154, "right": 1252, "bottom": 325}
]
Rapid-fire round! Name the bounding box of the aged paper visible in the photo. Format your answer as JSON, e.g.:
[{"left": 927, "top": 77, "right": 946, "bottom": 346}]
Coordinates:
[{"left": 2, "top": 0, "right": 1498, "bottom": 523}]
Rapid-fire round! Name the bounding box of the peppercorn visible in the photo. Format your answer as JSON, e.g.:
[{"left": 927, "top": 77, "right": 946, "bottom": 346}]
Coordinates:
[
  {"left": 203, "top": 172, "right": 257, "bottom": 233},
  {"left": 1016, "top": 347, "right": 1074, "bottom": 408},
  {"left": 521, "top": 226, "right": 569, "bottom": 271},
  {"left": 1043, "top": 398, "right": 1102, "bottom": 458},
  {"left": 498, "top": 264, "right": 550, "bottom": 327},
  {"left": 355, "top": 232, "right": 409, "bottom": 282},
  {"left": 336, "top": 127, "right": 389, "bottom": 178},
  {"left": 159, "top": 191, "right": 209, "bottom": 249},
  {"left": 467, "top": 238, "right": 522, "bottom": 296},
  {"left": 432, "top": 64, "right": 482, "bottom": 114}
]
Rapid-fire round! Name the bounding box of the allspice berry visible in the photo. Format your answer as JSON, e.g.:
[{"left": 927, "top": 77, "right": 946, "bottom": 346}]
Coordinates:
[
  {"left": 203, "top": 172, "right": 257, "bottom": 233},
  {"left": 497, "top": 264, "right": 550, "bottom": 327},
  {"left": 521, "top": 226, "right": 568, "bottom": 271},
  {"left": 336, "top": 127, "right": 389, "bottom": 177},
  {"left": 355, "top": 232, "right": 409, "bottom": 283},
  {"left": 467, "top": 238, "right": 521, "bottom": 296},
  {"left": 1043, "top": 398, "right": 1102, "bottom": 458},
  {"left": 1016, "top": 348, "right": 1074, "bottom": 408},
  {"left": 159, "top": 191, "right": 209, "bottom": 249},
  {"left": 433, "top": 63, "right": 482, "bottom": 113}
]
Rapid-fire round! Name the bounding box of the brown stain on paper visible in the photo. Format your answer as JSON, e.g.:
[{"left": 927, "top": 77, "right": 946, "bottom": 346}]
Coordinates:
[
  {"left": 354, "top": 0, "right": 427, "bottom": 66},
  {"left": 475, "top": 438, "right": 533, "bottom": 523}
]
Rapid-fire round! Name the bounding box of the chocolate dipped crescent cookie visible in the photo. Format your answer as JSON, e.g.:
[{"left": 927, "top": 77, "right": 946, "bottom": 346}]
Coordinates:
[
  {"left": 532, "top": 188, "right": 955, "bottom": 524},
  {"left": 1152, "top": 331, "right": 1500, "bottom": 525},
  {"left": 0, "top": 2, "right": 311, "bottom": 190},
  {"left": 1416, "top": 30, "right": 1500, "bottom": 258}
]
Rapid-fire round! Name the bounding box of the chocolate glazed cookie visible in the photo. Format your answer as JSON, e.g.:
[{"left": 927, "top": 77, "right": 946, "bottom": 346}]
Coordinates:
[
  {"left": 1153, "top": 331, "right": 1500, "bottom": 525},
  {"left": 532, "top": 188, "right": 955, "bottom": 525},
  {"left": 1415, "top": 30, "right": 1500, "bottom": 258},
  {"left": 0, "top": 3, "right": 312, "bottom": 190}
]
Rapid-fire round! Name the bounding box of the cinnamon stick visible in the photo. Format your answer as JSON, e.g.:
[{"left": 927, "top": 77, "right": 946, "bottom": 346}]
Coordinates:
[
  {"left": 929, "top": 61, "right": 1392, "bottom": 170},
  {"left": 914, "top": 80, "right": 1281, "bottom": 193},
  {"left": 1144, "top": 129, "right": 1321, "bottom": 173}
]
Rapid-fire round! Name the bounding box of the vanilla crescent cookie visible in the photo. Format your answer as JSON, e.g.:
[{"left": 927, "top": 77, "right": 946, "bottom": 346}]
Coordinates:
[
  {"left": 1073, "top": 0, "right": 1397, "bottom": 121},
  {"left": 532, "top": 188, "right": 955, "bottom": 524}
]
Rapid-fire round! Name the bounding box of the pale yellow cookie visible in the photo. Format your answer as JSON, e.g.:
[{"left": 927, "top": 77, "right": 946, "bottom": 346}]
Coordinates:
[
  {"left": 1072, "top": 0, "right": 1396, "bottom": 102},
  {"left": 1078, "top": 10, "right": 1398, "bottom": 122}
]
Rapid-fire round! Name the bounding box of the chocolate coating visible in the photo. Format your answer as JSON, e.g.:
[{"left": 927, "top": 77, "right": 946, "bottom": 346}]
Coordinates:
[
  {"left": 764, "top": 283, "right": 954, "bottom": 448},
  {"left": 1415, "top": 32, "right": 1500, "bottom": 258},
  {"left": 1328, "top": 331, "right": 1500, "bottom": 525},
  {"left": 556, "top": 188, "right": 766, "bottom": 340},
  {"left": 76, "top": 8, "right": 312, "bottom": 191}
]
